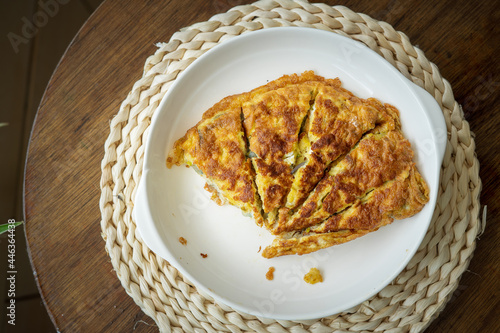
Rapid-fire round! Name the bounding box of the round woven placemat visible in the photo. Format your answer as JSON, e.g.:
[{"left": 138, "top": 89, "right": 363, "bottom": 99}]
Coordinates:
[{"left": 99, "top": 1, "right": 484, "bottom": 332}]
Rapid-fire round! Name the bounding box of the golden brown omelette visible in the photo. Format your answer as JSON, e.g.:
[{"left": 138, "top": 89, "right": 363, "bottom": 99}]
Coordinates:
[{"left": 166, "top": 71, "right": 429, "bottom": 258}]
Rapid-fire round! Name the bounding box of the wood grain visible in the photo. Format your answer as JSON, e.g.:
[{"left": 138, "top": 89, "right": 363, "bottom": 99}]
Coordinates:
[{"left": 24, "top": 0, "right": 499, "bottom": 332}]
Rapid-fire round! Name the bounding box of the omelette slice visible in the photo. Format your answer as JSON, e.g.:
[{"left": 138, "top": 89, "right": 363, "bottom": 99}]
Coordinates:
[
  {"left": 242, "top": 83, "right": 316, "bottom": 223},
  {"left": 262, "top": 166, "right": 429, "bottom": 258},
  {"left": 274, "top": 128, "right": 415, "bottom": 234},
  {"left": 166, "top": 95, "right": 264, "bottom": 226},
  {"left": 240, "top": 71, "right": 339, "bottom": 225},
  {"left": 285, "top": 83, "right": 382, "bottom": 211}
]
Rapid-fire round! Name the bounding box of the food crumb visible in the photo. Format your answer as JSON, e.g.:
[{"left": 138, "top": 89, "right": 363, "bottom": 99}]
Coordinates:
[
  {"left": 304, "top": 268, "right": 323, "bottom": 284},
  {"left": 178, "top": 237, "right": 187, "bottom": 245},
  {"left": 258, "top": 246, "right": 262, "bottom": 253},
  {"left": 266, "top": 267, "right": 275, "bottom": 280},
  {"left": 200, "top": 253, "right": 208, "bottom": 258}
]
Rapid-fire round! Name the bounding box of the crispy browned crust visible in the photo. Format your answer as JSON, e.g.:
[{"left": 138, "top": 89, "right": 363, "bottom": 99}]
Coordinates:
[
  {"left": 275, "top": 129, "right": 416, "bottom": 234},
  {"left": 262, "top": 166, "right": 429, "bottom": 258},
  {"left": 315, "top": 167, "right": 429, "bottom": 233},
  {"left": 285, "top": 84, "right": 383, "bottom": 210},
  {"left": 242, "top": 72, "right": 340, "bottom": 215},
  {"left": 242, "top": 84, "right": 314, "bottom": 214},
  {"left": 166, "top": 71, "right": 430, "bottom": 258}
]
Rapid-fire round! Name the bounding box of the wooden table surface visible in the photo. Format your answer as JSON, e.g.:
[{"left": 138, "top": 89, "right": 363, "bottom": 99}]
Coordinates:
[{"left": 24, "top": 0, "right": 499, "bottom": 332}]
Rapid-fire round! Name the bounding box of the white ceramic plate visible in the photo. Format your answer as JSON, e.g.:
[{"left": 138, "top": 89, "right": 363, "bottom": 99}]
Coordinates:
[{"left": 135, "top": 27, "right": 446, "bottom": 320}]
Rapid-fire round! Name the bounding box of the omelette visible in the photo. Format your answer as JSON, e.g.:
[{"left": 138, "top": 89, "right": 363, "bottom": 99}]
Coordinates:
[
  {"left": 166, "top": 95, "right": 265, "bottom": 226},
  {"left": 166, "top": 71, "right": 429, "bottom": 257},
  {"left": 274, "top": 128, "right": 415, "bottom": 234},
  {"left": 285, "top": 83, "right": 388, "bottom": 210},
  {"left": 262, "top": 167, "right": 429, "bottom": 258}
]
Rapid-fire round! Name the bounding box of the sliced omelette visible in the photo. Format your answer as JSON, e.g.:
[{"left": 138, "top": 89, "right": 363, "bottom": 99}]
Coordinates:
[
  {"left": 274, "top": 128, "right": 415, "bottom": 234},
  {"left": 262, "top": 166, "right": 429, "bottom": 258},
  {"left": 166, "top": 95, "right": 264, "bottom": 226},
  {"left": 242, "top": 83, "right": 315, "bottom": 224},
  {"left": 285, "top": 83, "right": 381, "bottom": 211},
  {"left": 166, "top": 71, "right": 327, "bottom": 227},
  {"left": 166, "top": 71, "right": 430, "bottom": 258}
]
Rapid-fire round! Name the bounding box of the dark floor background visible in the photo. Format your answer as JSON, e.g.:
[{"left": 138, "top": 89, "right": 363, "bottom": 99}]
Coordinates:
[{"left": 0, "top": 1, "right": 104, "bottom": 332}]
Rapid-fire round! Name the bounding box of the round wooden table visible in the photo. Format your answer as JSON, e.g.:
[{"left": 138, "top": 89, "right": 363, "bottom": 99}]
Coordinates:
[{"left": 24, "top": 0, "right": 499, "bottom": 332}]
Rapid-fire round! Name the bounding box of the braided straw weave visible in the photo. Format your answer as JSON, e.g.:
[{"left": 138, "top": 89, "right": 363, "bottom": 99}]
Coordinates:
[{"left": 99, "top": 1, "right": 483, "bottom": 332}]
